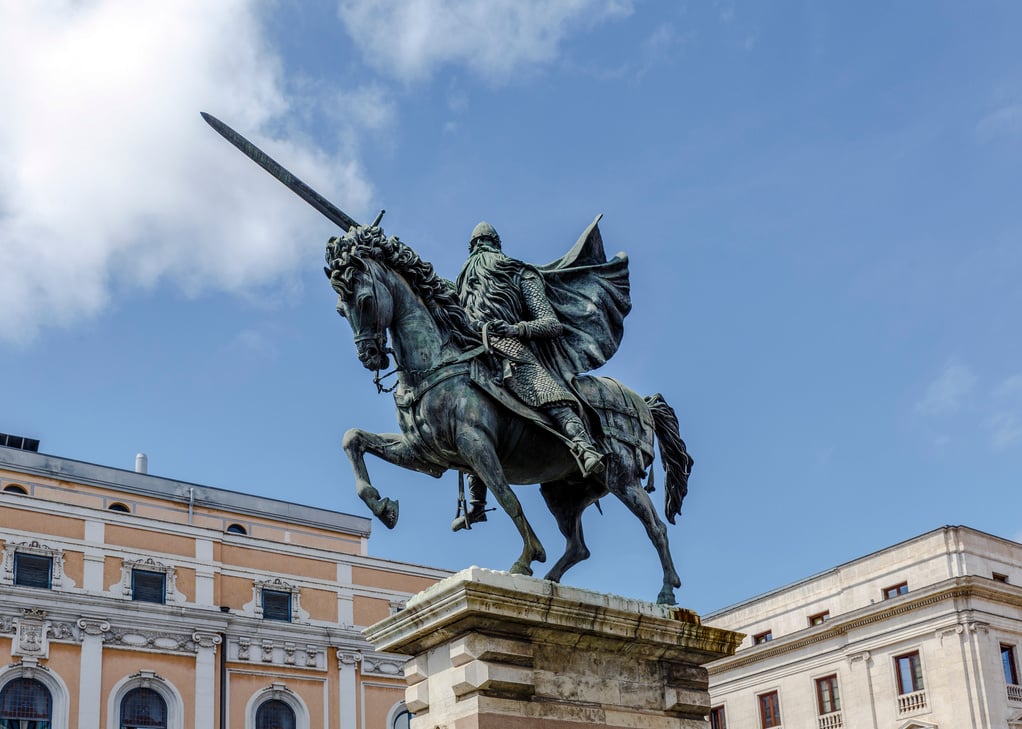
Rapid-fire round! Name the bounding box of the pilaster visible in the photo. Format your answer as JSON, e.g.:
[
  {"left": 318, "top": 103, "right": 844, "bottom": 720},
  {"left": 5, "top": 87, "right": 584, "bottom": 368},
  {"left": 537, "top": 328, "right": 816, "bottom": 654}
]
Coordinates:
[{"left": 77, "top": 617, "right": 111, "bottom": 729}]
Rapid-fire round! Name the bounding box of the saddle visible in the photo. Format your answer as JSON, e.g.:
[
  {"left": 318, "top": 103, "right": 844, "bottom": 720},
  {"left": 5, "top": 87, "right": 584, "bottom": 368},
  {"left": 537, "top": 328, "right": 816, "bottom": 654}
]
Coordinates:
[{"left": 468, "top": 358, "right": 656, "bottom": 469}]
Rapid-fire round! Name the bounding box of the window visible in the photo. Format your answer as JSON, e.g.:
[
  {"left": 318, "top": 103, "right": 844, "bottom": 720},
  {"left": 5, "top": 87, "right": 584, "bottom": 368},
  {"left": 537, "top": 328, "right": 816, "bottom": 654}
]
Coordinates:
[
  {"left": 883, "top": 582, "right": 908, "bottom": 600},
  {"left": 753, "top": 630, "right": 773, "bottom": 645},
  {"left": 809, "top": 611, "right": 830, "bottom": 626},
  {"left": 226, "top": 523, "right": 247, "bottom": 535},
  {"left": 993, "top": 572, "right": 1009, "bottom": 584},
  {"left": 758, "top": 691, "right": 781, "bottom": 728},
  {"left": 108, "top": 502, "right": 131, "bottom": 513},
  {"left": 895, "top": 651, "right": 924, "bottom": 694},
  {"left": 709, "top": 705, "right": 727, "bottom": 729},
  {"left": 1003, "top": 644, "right": 1020, "bottom": 686},
  {"left": 256, "top": 699, "right": 295, "bottom": 729},
  {"left": 120, "top": 687, "right": 167, "bottom": 728},
  {"left": 13, "top": 553, "right": 52, "bottom": 589},
  {"left": 131, "top": 569, "right": 166, "bottom": 604},
  {"left": 262, "top": 589, "right": 292, "bottom": 622},
  {"left": 815, "top": 674, "right": 840, "bottom": 714},
  {"left": 2, "top": 485, "right": 27, "bottom": 495},
  {"left": 392, "top": 707, "right": 411, "bottom": 729},
  {"left": 0, "top": 677, "right": 53, "bottom": 727}
]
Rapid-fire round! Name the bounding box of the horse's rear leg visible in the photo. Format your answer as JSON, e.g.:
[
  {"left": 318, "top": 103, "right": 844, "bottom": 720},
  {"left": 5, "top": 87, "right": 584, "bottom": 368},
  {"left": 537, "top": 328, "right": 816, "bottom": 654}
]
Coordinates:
[
  {"left": 342, "top": 428, "right": 443, "bottom": 529},
  {"left": 540, "top": 480, "right": 592, "bottom": 583},
  {"left": 612, "top": 477, "right": 682, "bottom": 605}
]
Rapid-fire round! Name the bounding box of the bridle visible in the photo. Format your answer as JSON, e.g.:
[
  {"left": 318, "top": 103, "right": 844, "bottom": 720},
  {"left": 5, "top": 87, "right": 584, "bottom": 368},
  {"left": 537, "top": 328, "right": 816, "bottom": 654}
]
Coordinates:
[{"left": 346, "top": 259, "right": 399, "bottom": 393}]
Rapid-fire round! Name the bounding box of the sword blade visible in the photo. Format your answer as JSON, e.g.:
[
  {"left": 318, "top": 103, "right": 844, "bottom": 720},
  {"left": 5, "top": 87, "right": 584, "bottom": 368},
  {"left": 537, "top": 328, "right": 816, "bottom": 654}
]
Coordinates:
[{"left": 200, "top": 112, "right": 360, "bottom": 232}]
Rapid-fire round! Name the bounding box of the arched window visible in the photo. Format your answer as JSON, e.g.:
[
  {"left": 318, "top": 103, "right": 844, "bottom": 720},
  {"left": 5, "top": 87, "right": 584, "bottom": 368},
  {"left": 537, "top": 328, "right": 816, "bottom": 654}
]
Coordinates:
[
  {"left": 2, "top": 484, "right": 28, "bottom": 495},
  {"left": 120, "top": 687, "right": 167, "bottom": 728},
  {"left": 0, "top": 677, "right": 53, "bottom": 726},
  {"left": 108, "top": 502, "right": 131, "bottom": 513},
  {"left": 392, "top": 707, "right": 411, "bottom": 729},
  {"left": 226, "top": 523, "right": 247, "bottom": 535},
  {"left": 256, "top": 699, "right": 295, "bottom": 729},
  {"left": 385, "top": 701, "right": 411, "bottom": 729}
]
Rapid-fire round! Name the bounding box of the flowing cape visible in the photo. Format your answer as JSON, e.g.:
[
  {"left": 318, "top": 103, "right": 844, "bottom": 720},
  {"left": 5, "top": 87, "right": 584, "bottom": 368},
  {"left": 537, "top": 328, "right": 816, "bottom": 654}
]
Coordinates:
[{"left": 537, "top": 214, "right": 631, "bottom": 375}]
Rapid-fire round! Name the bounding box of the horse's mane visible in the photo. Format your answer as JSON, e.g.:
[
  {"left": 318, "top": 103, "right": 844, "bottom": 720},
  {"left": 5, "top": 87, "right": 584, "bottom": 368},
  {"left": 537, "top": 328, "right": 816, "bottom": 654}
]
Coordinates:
[{"left": 326, "top": 226, "right": 481, "bottom": 350}]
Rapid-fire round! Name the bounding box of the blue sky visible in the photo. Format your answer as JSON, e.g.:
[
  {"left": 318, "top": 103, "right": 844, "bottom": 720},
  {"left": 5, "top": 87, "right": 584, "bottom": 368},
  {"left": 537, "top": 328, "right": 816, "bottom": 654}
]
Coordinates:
[{"left": 2, "top": 1, "right": 1021, "bottom": 614}]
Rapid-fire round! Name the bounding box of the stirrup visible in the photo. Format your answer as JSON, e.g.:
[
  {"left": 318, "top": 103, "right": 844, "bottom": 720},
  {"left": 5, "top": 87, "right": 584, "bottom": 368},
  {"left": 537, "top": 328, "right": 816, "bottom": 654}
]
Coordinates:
[
  {"left": 571, "top": 441, "right": 605, "bottom": 478},
  {"left": 451, "top": 504, "right": 490, "bottom": 532}
]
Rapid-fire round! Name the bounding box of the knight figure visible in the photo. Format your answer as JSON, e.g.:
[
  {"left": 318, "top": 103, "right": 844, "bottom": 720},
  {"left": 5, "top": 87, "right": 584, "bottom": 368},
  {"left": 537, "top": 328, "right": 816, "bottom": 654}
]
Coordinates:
[{"left": 450, "top": 219, "right": 634, "bottom": 528}]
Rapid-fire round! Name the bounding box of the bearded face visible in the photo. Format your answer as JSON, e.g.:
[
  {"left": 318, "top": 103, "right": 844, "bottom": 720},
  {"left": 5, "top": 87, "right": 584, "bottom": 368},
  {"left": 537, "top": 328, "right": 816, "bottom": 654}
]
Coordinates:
[{"left": 457, "top": 248, "right": 525, "bottom": 328}]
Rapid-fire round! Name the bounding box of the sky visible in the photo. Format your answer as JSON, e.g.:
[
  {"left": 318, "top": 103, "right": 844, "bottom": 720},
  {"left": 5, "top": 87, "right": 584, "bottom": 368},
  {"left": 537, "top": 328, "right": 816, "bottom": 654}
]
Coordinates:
[{"left": 1, "top": 0, "right": 1021, "bottom": 615}]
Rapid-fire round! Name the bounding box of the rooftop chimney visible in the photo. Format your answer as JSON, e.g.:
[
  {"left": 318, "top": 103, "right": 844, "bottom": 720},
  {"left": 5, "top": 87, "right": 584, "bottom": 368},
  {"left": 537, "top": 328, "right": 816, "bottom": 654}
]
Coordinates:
[{"left": 135, "top": 453, "right": 148, "bottom": 474}]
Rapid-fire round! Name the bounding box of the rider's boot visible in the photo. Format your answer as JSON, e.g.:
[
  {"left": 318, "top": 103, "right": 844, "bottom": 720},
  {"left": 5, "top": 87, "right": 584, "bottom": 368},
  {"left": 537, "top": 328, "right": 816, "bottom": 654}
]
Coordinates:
[
  {"left": 451, "top": 475, "right": 489, "bottom": 531},
  {"left": 548, "top": 405, "right": 605, "bottom": 478}
]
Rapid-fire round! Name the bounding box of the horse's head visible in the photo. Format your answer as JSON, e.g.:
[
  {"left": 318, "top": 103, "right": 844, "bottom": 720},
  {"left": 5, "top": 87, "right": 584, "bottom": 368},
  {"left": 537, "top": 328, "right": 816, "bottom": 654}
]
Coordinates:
[{"left": 326, "top": 227, "right": 394, "bottom": 372}]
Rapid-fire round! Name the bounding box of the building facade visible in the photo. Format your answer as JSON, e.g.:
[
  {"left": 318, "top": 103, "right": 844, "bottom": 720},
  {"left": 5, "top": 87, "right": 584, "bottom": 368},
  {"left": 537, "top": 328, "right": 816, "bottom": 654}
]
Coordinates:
[
  {"left": 704, "top": 525, "right": 1022, "bottom": 729},
  {"left": 0, "top": 440, "right": 449, "bottom": 729}
]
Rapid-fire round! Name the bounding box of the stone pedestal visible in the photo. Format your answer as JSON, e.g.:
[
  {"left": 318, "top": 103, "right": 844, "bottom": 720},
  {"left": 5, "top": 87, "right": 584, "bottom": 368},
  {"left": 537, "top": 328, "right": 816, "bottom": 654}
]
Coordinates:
[{"left": 364, "top": 567, "right": 743, "bottom": 729}]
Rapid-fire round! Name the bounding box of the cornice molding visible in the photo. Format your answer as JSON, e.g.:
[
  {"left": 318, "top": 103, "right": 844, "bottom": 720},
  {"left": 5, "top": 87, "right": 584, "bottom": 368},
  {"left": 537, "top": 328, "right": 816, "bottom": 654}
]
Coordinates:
[{"left": 708, "top": 576, "right": 1012, "bottom": 674}]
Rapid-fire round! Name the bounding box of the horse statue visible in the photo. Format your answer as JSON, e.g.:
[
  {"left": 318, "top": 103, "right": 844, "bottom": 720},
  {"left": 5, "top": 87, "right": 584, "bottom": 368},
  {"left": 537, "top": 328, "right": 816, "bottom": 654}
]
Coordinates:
[{"left": 326, "top": 224, "right": 693, "bottom": 605}]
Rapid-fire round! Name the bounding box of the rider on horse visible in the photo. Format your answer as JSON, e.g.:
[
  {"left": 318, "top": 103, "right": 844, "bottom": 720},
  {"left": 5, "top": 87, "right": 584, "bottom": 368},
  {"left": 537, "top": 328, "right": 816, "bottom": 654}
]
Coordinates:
[{"left": 453, "top": 220, "right": 629, "bottom": 528}]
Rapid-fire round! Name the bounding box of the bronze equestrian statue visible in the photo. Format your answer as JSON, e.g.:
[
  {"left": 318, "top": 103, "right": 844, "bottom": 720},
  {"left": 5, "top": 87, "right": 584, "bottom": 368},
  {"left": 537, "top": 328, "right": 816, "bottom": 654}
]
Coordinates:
[{"left": 202, "top": 113, "right": 695, "bottom": 604}]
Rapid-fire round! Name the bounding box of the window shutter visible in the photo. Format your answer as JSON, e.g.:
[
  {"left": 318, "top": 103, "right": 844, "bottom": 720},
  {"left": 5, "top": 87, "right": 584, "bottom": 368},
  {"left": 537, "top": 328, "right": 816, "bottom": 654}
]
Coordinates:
[
  {"left": 14, "top": 553, "right": 52, "bottom": 588},
  {"left": 132, "top": 569, "right": 167, "bottom": 604},
  {"left": 262, "top": 589, "right": 292, "bottom": 622}
]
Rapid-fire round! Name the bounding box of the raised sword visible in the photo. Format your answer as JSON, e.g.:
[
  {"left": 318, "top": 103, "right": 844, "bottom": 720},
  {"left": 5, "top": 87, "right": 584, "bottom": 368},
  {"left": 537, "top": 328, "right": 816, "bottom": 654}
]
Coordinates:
[{"left": 200, "top": 112, "right": 376, "bottom": 232}]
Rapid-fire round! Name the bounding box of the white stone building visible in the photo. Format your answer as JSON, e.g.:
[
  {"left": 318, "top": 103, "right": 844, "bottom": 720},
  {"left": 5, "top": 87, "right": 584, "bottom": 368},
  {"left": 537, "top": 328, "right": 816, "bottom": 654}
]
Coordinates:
[{"left": 704, "top": 525, "right": 1022, "bottom": 729}]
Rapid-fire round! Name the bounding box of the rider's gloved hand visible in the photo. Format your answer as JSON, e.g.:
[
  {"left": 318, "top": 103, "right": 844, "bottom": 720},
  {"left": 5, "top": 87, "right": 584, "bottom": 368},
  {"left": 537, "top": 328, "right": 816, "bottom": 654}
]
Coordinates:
[{"left": 486, "top": 321, "right": 522, "bottom": 338}]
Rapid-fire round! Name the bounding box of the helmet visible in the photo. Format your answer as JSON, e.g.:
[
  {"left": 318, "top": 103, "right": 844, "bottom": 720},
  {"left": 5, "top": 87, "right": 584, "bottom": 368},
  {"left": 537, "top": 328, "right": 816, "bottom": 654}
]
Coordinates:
[{"left": 469, "top": 221, "right": 501, "bottom": 249}]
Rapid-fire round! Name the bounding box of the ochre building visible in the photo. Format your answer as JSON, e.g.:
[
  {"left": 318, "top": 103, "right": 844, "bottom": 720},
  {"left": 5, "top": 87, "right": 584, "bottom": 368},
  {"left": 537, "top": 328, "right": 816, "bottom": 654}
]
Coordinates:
[{"left": 0, "top": 437, "right": 448, "bottom": 729}]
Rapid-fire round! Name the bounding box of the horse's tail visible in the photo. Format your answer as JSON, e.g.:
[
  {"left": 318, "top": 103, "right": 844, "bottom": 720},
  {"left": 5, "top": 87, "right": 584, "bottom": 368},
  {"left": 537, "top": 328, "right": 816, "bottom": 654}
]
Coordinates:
[{"left": 645, "top": 393, "right": 693, "bottom": 525}]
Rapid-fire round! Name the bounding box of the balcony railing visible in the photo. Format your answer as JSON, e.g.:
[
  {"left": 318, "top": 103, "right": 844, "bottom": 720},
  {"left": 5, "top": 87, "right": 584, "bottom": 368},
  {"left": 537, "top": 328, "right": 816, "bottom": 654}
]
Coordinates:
[
  {"left": 1008, "top": 683, "right": 1022, "bottom": 703},
  {"left": 818, "top": 710, "right": 844, "bottom": 728},
  {"left": 898, "top": 689, "right": 928, "bottom": 714}
]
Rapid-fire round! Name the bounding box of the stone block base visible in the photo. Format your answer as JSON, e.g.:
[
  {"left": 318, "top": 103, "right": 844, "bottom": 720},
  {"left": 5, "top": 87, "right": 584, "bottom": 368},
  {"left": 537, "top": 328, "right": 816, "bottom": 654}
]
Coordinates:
[{"left": 364, "top": 567, "right": 743, "bottom": 729}]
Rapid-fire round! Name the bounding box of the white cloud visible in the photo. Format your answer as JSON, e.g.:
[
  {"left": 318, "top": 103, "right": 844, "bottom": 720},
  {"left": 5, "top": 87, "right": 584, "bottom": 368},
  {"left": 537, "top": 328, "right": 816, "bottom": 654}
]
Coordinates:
[
  {"left": 0, "top": 1, "right": 373, "bottom": 343},
  {"left": 335, "top": 0, "right": 634, "bottom": 83},
  {"left": 977, "top": 103, "right": 1022, "bottom": 141},
  {"left": 988, "top": 413, "right": 1022, "bottom": 451},
  {"left": 915, "top": 363, "right": 976, "bottom": 416},
  {"left": 994, "top": 373, "right": 1022, "bottom": 401}
]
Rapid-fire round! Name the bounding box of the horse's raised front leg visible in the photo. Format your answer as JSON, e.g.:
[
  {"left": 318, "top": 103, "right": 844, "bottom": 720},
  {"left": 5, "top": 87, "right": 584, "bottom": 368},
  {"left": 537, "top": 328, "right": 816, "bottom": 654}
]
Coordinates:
[
  {"left": 342, "top": 428, "right": 444, "bottom": 529},
  {"left": 610, "top": 469, "right": 682, "bottom": 605},
  {"left": 455, "top": 427, "right": 546, "bottom": 575}
]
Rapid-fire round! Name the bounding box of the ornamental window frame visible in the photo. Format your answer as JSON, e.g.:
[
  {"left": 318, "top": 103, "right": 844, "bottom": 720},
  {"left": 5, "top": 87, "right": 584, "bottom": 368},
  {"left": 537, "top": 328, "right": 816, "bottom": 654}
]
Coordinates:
[
  {"left": 118, "top": 557, "right": 180, "bottom": 605},
  {"left": 106, "top": 671, "right": 184, "bottom": 729},
  {"left": 1, "top": 540, "right": 69, "bottom": 590},
  {"left": 251, "top": 578, "right": 306, "bottom": 623},
  {"left": 0, "top": 663, "right": 72, "bottom": 728}
]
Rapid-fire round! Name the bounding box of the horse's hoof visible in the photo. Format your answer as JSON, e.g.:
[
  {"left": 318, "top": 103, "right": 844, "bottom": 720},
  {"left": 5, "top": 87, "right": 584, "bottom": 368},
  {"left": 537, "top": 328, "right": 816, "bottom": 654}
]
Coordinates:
[
  {"left": 375, "top": 498, "right": 399, "bottom": 529},
  {"left": 509, "top": 561, "right": 534, "bottom": 576},
  {"left": 656, "top": 586, "right": 678, "bottom": 605}
]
